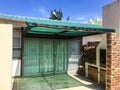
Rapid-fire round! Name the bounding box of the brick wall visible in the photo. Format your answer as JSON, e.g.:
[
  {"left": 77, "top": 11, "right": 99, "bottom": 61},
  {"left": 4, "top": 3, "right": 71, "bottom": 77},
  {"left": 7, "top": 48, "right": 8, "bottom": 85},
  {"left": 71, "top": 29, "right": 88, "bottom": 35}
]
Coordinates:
[{"left": 106, "top": 33, "right": 120, "bottom": 90}]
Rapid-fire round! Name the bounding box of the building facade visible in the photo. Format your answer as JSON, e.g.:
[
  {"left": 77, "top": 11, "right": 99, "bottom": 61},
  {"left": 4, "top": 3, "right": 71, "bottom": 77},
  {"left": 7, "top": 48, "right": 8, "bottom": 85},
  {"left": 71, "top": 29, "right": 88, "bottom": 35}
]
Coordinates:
[{"left": 0, "top": 13, "right": 115, "bottom": 90}]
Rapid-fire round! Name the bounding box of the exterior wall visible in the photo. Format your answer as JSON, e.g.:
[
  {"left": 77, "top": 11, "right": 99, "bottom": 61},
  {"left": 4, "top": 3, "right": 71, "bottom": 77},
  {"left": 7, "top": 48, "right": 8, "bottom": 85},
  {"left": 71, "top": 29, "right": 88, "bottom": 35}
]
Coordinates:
[
  {"left": 0, "top": 19, "right": 23, "bottom": 77},
  {"left": 85, "top": 34, "right": 107, "bottom": 84},
  {"left": 0, "top": 24, "right": 13, "bottom": 90},
  {"left": 96, "top": 34, "right": 106, "bottom": 84},
  {"left": 103, "top": 0, "right": 120, "bottom": 37},
  {"left": 96, "top": 34, "right": 107, "bottom": 66},
  {"left": 83, "top": 34, "right": 107, "bottom": 65},
  {"left": 82, "top": 34, "right": 103, "bottom": 45},
  {"left": 106, "top": 33, "right": 120, "bottom": 90}
]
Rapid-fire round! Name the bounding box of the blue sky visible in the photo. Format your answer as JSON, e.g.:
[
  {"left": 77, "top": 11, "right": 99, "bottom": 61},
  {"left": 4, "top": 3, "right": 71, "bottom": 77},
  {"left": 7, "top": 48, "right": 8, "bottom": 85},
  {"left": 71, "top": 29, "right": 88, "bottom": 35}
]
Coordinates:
[{"left": 0, "top": 0, "right": 115, "bottom": 22}]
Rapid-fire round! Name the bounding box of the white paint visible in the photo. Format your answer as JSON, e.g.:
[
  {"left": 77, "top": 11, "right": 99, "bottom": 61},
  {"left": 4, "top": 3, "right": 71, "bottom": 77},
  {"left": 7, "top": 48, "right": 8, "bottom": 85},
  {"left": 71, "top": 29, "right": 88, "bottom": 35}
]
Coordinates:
[
  {"left": 85, "top": 34, "right": 107, "bottom": 84},
  {"left": 82, "top": 34, "right": 103, "bottom": 45},
  {"left": 96, "top": 34, "right": 107, "bottom": 84},
  {"left": 12, "top": 59, "right": 21, "bottom": 76},
  {"left": 96, "top": 34, "right": 107, "bottom": 66},
  {"left": 103, "top": 0, "right": 120, "bottom": 37}
]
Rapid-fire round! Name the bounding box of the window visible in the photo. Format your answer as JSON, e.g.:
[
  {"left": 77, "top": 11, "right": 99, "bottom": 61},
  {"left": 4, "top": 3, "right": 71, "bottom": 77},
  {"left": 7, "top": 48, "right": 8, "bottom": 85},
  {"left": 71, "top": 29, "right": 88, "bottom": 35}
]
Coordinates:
[
  {"left": 13, "top": 38, "right": 20, "bottom": 48},
  {"left": 13, "top": 30, "right": 21, "bottom": 58},
  {"left": 13, "top": 49, "right": 21, "bottom": 58},
  {"left": 69, "top": 41, "right": 80, "bottom": 58},
  {"left": 100, "top": 49, "right": 106, "bottom": 67}
]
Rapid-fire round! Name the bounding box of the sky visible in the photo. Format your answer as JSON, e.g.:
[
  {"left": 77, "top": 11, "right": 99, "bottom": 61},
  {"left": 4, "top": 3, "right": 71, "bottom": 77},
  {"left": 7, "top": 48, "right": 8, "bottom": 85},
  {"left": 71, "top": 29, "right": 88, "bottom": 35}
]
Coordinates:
[{"left": 0, "top": 0, "right": 116, "bottom": 22}]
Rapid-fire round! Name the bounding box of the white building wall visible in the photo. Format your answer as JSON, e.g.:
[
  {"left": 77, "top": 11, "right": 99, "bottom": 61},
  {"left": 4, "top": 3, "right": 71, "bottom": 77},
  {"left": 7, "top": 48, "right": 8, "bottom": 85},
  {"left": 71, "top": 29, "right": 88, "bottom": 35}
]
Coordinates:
[
  {"left": 0, "top": 24, "right": 12, "bottom": 90},
  {"left": 84, "top": 34, "right": 107, "bottom": 84},
  {"left": 103, "top": 0, "right": 120, "bottom": 37},
  {"left": 96, "top": 34, "right": 107, "bottom": 66},
  {"left": 82, "top": 34, "right": 103, "bottom": 45}
]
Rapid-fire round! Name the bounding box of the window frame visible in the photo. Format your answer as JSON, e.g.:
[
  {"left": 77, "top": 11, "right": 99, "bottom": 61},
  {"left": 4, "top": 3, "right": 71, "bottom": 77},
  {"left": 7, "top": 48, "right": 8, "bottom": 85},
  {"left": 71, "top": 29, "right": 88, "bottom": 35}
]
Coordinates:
[
  {"left": 13, "top": 30, "right": 22, "bottom": 59},
  {"left": 100, "top": 49, "right": 106, "bottom": 67}
]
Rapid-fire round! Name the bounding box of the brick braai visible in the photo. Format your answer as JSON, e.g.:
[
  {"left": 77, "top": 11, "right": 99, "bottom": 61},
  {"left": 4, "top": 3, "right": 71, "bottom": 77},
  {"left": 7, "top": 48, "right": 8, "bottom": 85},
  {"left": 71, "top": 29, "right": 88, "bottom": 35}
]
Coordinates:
[{"left": 106, "top": 33, "right": 120, "bottom": 90}]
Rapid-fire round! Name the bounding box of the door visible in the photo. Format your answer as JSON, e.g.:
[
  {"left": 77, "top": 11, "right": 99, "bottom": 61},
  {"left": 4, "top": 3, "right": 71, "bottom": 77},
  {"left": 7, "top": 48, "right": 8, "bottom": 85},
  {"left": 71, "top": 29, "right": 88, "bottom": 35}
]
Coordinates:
[
  {"left": 23, "top": 38, "right": 68, "bottom": 76},
  {"left": 68, "top": 41, "right": 80, "bottom": 73}
]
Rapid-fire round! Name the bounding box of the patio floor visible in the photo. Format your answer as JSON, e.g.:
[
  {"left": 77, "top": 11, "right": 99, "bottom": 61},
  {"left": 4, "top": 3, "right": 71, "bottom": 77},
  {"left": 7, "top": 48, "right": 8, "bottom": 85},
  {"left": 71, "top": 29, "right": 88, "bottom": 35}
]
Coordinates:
[{"left": 13, "top": 74, "right": 105, "bottom": 90}]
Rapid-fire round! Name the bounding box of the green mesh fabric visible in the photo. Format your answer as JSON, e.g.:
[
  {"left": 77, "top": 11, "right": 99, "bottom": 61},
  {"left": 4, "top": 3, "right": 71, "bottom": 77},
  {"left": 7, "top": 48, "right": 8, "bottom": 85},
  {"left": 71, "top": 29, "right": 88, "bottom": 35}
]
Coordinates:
[
  {"left": 23, "top": 38, "right": 68, "bottom": 76},
  {"left": 60, "top": 31, "right": 93, "bottom": 36},
  {"left": 54, "top": 40, "right": 68, "bottom": 73},
  {"left": 30, "top": 27, "right": 63, "bottom": 32},
  {"left": 23, "top": 38, "right": 40, "bottom": 76}
]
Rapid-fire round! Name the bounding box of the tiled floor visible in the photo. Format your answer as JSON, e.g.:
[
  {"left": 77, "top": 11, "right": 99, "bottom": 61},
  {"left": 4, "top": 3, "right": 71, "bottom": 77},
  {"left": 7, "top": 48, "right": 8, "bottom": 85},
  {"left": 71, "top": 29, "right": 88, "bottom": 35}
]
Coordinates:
[{"left": 13, "top": 74, "right": 105, "bottom": 90}]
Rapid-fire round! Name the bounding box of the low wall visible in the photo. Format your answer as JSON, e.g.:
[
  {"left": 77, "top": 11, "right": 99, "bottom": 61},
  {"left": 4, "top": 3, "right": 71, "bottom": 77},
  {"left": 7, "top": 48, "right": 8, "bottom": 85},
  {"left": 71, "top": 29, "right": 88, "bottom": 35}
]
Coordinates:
[{"left": 85, "top": 62, "right": 106, "bottom": 84}]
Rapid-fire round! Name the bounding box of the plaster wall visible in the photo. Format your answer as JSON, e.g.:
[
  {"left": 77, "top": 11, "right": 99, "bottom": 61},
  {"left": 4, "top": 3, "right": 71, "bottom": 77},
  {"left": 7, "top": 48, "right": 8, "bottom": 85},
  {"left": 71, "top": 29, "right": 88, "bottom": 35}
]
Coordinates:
[
  {"left": 103, "top": 0, "right": 120, "bottom": 37},
  {"left": 0, "top": 24, "right": 12, "bottom": 90},
  {"left": 82, "top": 34, "right": 103, "bottom": 45},
  {"left": 84, "top": 34, "right": 107, "bottom": 84}
]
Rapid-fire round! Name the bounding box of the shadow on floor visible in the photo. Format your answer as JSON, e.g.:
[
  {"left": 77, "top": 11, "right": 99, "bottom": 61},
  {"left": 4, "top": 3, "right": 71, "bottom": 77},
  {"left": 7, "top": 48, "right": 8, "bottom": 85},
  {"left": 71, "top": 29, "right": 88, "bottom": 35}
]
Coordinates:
[
  {"left": 70, "top": 74, "right": 105, "bottom": 90},
  {"left": 13, "top": 74, "right": 83, "bottom": 90}
]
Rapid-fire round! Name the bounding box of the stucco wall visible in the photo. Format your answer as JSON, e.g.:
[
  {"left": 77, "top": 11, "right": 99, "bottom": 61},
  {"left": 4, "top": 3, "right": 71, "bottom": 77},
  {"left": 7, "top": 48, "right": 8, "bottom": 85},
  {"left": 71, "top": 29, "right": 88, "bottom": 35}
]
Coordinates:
[
  {"left": 84, "top": 34, "right": 107, "bottom": 84},
  {"left": 96, "top": 34, "right": 107, "bottom": 65},
  {"left": 83, "top": 34, "right": 107, "bottom": 66},
  {"left": 103, "top": 0, "right": 120, "bottom": 37},
  {"left": 0, "top": 24, "right": 12, "bottom": 90},
  {"left": 82, "top": 34, "right": 103, "bottom": 45}
]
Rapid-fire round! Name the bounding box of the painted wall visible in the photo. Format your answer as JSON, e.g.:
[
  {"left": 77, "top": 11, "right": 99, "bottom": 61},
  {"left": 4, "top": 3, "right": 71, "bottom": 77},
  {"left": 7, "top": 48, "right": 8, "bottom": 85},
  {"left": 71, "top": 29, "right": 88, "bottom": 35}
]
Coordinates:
[
  {"left": 0, "top": 24, "right": 12, "bottom": 90},
  {"left": 84, "top": 34, "right": 107, "bottom": 84},
  {"left": 103, "top": 0, "right": 120, "bottom": 37},
  {"left": 96, "top": 34, "right": 107, "bottom": 66},
  {"left": 82, "top": 34, "right": 103, "bottom": 45}
]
